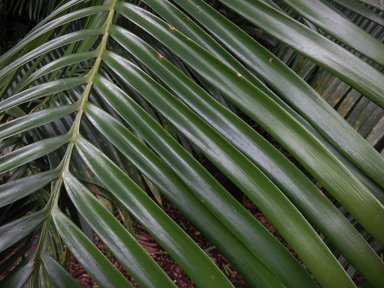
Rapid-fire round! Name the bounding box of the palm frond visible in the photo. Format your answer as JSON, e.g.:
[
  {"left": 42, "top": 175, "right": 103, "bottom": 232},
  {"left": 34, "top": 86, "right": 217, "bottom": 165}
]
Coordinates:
[{"left": 0, "top": 0, "right": 383, "bottom": 287}]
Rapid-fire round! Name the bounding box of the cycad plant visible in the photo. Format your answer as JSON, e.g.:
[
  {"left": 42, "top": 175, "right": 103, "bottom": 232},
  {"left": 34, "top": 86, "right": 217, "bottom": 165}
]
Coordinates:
[{"left": 0, "top": 0, "right": 384, "bottom": 287}]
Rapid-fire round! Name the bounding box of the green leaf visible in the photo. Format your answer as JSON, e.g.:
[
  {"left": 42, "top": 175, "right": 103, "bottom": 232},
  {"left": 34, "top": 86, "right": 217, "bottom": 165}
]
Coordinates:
[
  {"left": 114, "top": 4, "right": 384, "bottom": 247},
  {"left": 0, "top": 137, "right": 21, "bottom": 151},
  {"left": 1, "top": 257, "right": 34, "bottom": 288},
  {"left": 63, "top": 171, "right": 177, "bottom": 288},
  {"left": 280, "top": 0, "right": 384, "bottom": 66},
  {"left": 0, "top": 133, "right": 71, "bottom": 174},
  {"left": 158, "top": 0, "right": 384, "bottom": 193},
  {"left": 84, "top": 102, "right": 285, "bottom": 287},
  {"left": 0, "top": 6, "right": 108, "bottom": 71},
  {"left": 19, "top": 51, "right": 98, "bottom": 92},
  {"left": 0, "top": 169, "right": 59, "bottom": 208},
  {"left": 74, "top": 135, "right": 234, "bottom": 288},
  {"left": 0, "top": 208, "right": 47, "bottom": 252},
  {"left": 52, "top": 207, "right": 133, "bottom": 288},
  {"left": 42, "top": 252, "right": 81, "bottom": 288},
  {"left": 321, "top": 0, "right": 384, "bottom": 26},
  {"left": 0, "top": 103, "right": 79, "bottom": 140},
  {"left": 0, "top": 238, "right": 38, "bottom": 276},
  {"left": 218, "top": 0, "right": 384, "bottom": 109},
  {"left": 5, "top": 106, "right": 26, "bottom": 118},
  {"left": 99, "top": 51, "right": 354, "bottom": 287},
  {"left": 0, "top": 78, "right": 88, "bottom": 114},
  {"left": 0, "top": 28, "right": 103, "bottom": 79},
  {"left": 91, "top": 74, "right": 318, "bottom": 286},
  {"left": 1, "top": 1, "right": 383, "bottom": 287},
  {"left": 104, "top": 24, "right": 384, "bottom": 286},
  {"left": 142, "top": 0, "right": 277, "bottom": 99}
]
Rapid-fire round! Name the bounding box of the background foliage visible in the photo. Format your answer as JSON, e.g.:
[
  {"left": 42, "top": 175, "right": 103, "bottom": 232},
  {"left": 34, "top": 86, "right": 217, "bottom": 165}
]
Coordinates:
[{"left": 0, "top": 0, "right": 384, "bottom": 287}]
